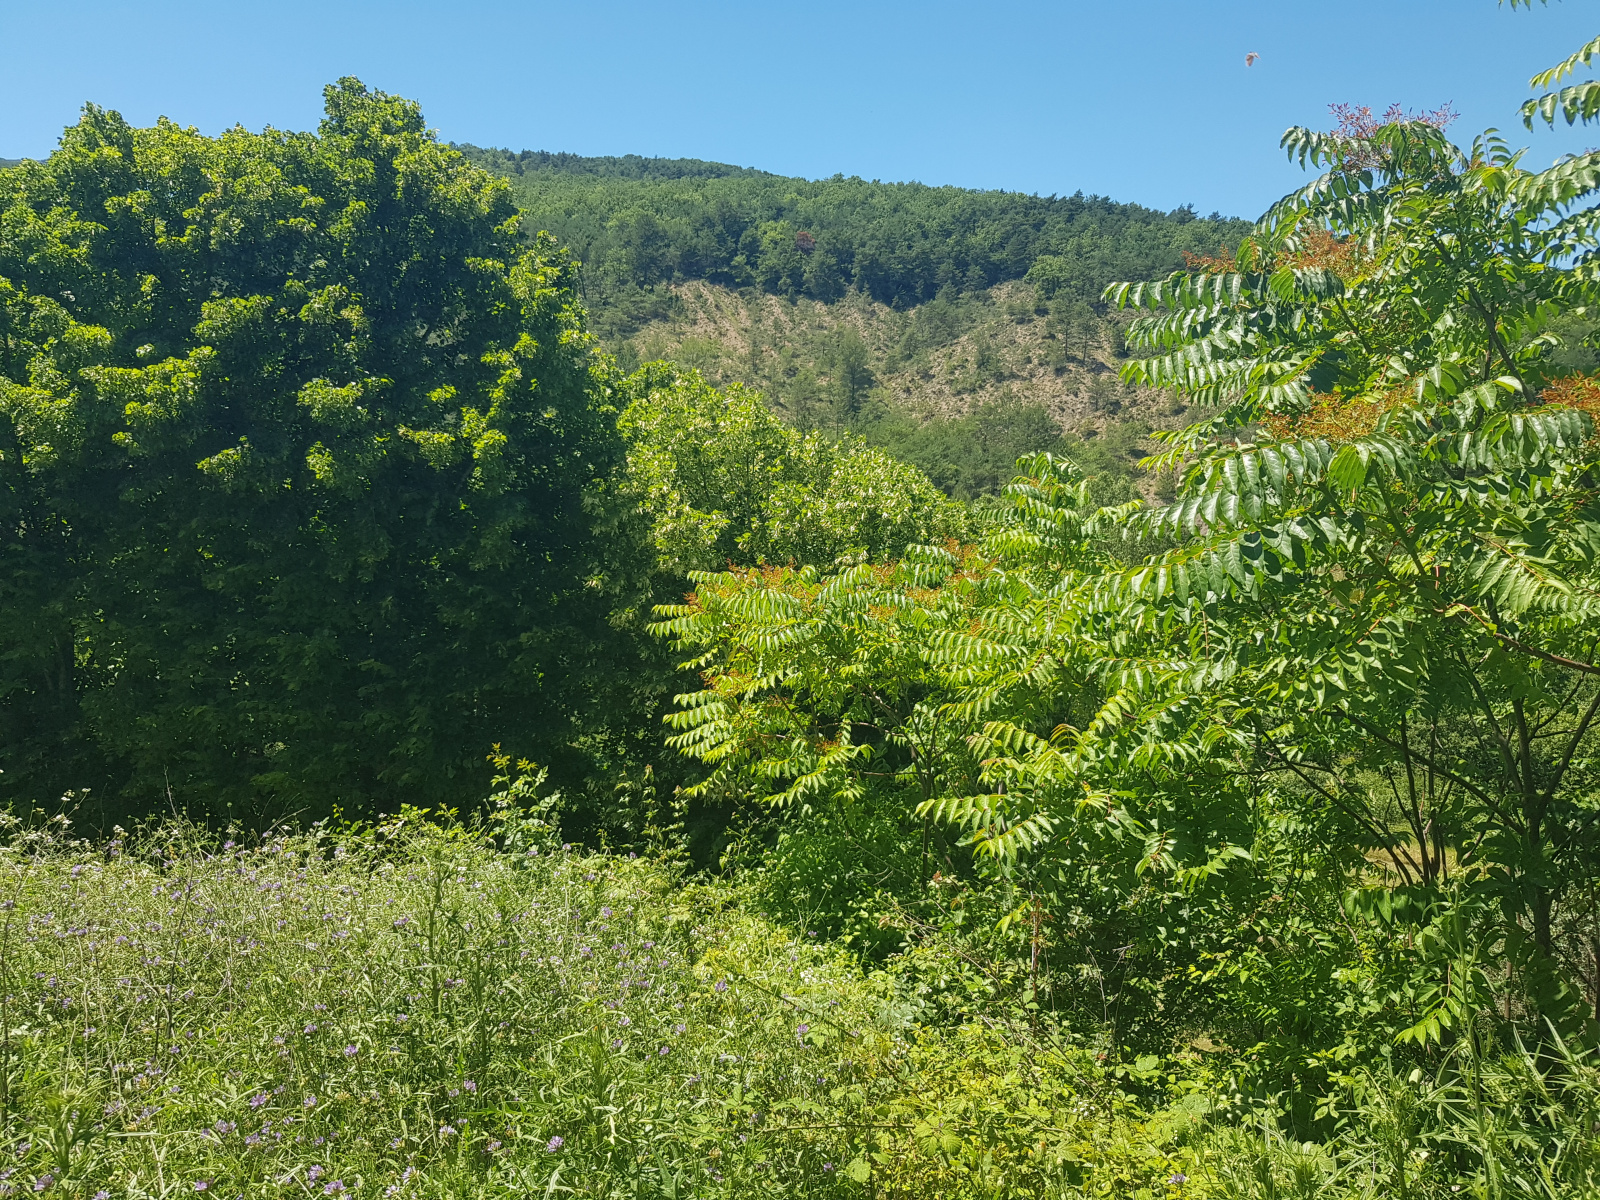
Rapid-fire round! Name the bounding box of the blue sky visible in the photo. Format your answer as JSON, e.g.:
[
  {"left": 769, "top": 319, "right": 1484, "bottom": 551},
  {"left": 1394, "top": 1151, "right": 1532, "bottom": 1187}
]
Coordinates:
[{"left": 1, "top": 1, "right": 1596, "bottom": 218}]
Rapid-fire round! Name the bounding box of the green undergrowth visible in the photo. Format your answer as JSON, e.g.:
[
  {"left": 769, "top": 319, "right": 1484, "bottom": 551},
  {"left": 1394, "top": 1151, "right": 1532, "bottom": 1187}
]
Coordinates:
[{"left": 3, "top": 782, "right": 1599, "bottom": 1198}]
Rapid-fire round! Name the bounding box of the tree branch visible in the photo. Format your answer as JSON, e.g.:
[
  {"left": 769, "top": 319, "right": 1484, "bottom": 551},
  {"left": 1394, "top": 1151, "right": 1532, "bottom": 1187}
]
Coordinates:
[
  {"left": 1548, "top": 686, "right": 1600, "bottom": 803},
  {"left": 1335, "top": 710, "right": 1525, "bottom": 833},
  {"left": 1449, "top": 605, "right": 1600, "bottom": 676}
]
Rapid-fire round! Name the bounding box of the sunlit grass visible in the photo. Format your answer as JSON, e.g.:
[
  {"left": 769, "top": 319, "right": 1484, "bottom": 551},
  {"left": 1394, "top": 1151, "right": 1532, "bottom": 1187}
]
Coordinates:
[
  {"left": 9, "top": 791, "right": 1589, "bottom": 1199},
  {"left": 0, "top": 799, "right": 900, "bottom": 1197}
]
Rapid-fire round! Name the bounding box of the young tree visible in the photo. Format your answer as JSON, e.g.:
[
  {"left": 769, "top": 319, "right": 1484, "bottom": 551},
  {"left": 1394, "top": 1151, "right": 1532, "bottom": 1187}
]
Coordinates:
[
  {"left": 830, "top": 329, "right": 875, "bottom": 429},
  {"left": 1106, "top": 81, "right": 1600, "bottom": 1036}
]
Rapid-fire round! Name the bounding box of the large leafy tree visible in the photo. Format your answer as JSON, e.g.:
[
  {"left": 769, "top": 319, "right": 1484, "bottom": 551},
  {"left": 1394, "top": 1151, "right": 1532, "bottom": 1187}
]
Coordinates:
[{"left": 0, "top": 81, "right": 638, "bottom": 822}]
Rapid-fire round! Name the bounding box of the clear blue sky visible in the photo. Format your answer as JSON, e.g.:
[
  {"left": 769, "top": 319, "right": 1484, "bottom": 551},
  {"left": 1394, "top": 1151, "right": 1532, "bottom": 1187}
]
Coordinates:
[{"left": 1, "top": 1, "right": 1595, "bottom": 218}]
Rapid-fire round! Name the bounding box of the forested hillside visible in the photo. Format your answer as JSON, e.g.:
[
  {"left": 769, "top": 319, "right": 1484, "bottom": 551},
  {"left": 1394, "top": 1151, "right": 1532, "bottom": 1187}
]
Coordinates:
[
  {"left": 9, "top": 8, "right": 1600, "bottom": 1195},
  {"left": 453, "top": 145, "right": 1240, "bottom": 498},
  {"left": 606, "top": 280, "right": 1162, "bottom": 500},
  {"left": 456, "top": 144, "right": 1246, "bottom": 315}
]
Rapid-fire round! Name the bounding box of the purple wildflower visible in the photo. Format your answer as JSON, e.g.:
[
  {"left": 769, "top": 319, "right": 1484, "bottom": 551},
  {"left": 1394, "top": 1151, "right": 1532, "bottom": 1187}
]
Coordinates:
[
  {"left": 343, "top": 1045, "right": 357, "bottom": 1057},
  {"left": 307, "top": 1166, "right": 323, "bottom": 1181},
  {"left": 546, "top": 1136, "right": 564, "bottom": 1151}
]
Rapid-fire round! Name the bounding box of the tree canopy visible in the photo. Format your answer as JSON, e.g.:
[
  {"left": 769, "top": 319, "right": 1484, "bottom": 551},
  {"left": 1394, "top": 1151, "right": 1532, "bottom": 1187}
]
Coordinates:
[
  {"left": 12, "top": 9, "right": 1600, "bottom": 1195},
  {"left": 0, "top": 80, "right": 636, "bottom": 823},
  {"left": 618, "top": 362, "right": 969, "bottom": 574},
  {"left": 654, "top": 26, "right": 1600, "bottom": 1079}
]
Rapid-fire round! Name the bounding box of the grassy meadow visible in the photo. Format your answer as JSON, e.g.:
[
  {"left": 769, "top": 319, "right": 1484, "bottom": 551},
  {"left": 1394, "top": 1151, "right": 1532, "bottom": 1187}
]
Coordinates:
[
  {"left": 7, "top": 774, "right": 1600, "bottom": 1198},
  {"left": 1, "top": 787, "right": 1195, "bottom": 1199}
]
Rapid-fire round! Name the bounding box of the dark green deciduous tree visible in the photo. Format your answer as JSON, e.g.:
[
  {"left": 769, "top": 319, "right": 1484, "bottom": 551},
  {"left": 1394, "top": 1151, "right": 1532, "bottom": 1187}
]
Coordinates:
[{"left": 0, "top": 81, "right": 641, "bottom": 824}]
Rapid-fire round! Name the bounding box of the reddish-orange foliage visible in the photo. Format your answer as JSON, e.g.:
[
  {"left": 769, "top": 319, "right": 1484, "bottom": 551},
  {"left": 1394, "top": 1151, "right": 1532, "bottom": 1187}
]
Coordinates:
[
  {"left": 1324, "top": 102, "right": 1457, "bottom": 173},
  {"left": 1329, "top": 101, "right": 1457, "bottom": 141},
  {"left": 1182, "top": 238, "right": 1262, "bottom": 274},
  {"left": 1259, "top": 376, "right": 1600, "bottom": 447},
  {"left": 1539, "top": 375, "right": 1600, "bottom": 430},
  {"left": 1259, "top": 388, "right": 1405, "bottom": 443},
  {"left": 1288, "top": 227, "right": 1366, "bottom": 280},
  {"left": 1182, "top": 248, "right": 1239, "bottom": 273},
  {"left": 1183, "top": 229, "right": 1362, "bottom": 281}
]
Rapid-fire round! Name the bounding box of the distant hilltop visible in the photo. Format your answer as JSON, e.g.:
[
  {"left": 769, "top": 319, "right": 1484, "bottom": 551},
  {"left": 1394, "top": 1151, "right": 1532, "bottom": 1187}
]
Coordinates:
[{"left": 450, "top": 145, "right": 770, "bottom": 182}]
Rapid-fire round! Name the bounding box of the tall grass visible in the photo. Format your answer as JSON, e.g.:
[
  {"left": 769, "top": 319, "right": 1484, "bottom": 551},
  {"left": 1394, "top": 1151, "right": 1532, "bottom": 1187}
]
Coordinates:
[
  {"left": 5, "top": 789, "right": 1600, "bottom": 1198},
  {"left": 0, "top": 796, "right": 905, "bottom": 1196}
]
